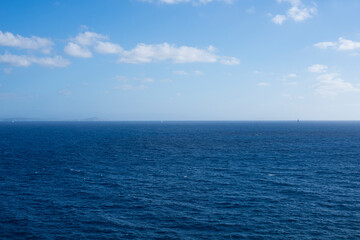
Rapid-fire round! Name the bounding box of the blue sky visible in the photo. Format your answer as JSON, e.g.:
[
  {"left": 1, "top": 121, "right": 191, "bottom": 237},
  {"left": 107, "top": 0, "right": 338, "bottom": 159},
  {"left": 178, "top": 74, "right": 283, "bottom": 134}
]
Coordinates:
[{"left": 1, "top": 0, "right": 360, "bottom": 120}]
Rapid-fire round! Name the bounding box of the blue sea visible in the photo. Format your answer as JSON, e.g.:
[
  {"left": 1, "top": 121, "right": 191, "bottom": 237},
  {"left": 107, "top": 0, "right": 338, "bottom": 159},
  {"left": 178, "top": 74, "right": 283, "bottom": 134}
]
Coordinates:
[{"left": 1, "top": 121, "right": 360, "bottom": 239}]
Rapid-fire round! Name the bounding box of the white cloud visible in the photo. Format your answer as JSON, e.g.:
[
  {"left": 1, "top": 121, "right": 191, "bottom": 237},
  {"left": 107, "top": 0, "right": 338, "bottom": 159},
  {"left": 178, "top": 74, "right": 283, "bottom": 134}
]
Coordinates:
[
  {"left": 314, "top": 41, "right": 337, "bottom": 49},
  {"left": 64, "top": 31, "right": 108, "bottom": 58},
  {"left": 94, "top": 41, "right": 123, "bottom": 54},
  {"left": 0, "top": 52, "right": 70, "bottom": 68},
  {"left": 314, "top": 38, "right": 360, "bottom": 51},
  {"left": 64, "top": 42, "right": 92, "bottom": 58},
  {"left": 0, "top": 53, "right": 32, "bottom": 67},
  {"left": 272, "top": 0, "right": 316, "bottom": 24},
  {"left": 285, "top": 73, "right": 297, "bottom": 78},
  {"left": 173, "top": 70, "right": 204, "bottom": 76},
  {"left": 309, "top": 65, "right": 358, "bottom": 96},
  {"left": 115, "top": 84, "right": 146, "bottom": 91},
  {"left": 272, "top": 15, "right": 287, "bottom": 25},
  {"left": 219, "top": 56, "right": 240, "bottom": 65},
  {"left": 115, "top": 75, "right": 155, "bottom": 84},
  {"left": 194, "top": 70, "right": 204, "bottom": 75},
  {"left": 72, "top": 31, "right": 107, "bottom": 46},
  {"left": 143, "top": 78, "right": 154, "bottom": 83},
  {"left": 174, "top": 70, "right": 189, "bottom": 75},
  {"left": 0, "top": 30, "right": 53, "bottom": 53},
  {"left": 338, "top": 37, "right": 360, "bottom": 51},
  {"left": 0, "top": 30, "right": 70, "bottom": 68},
  {"left": 257, "top": 82, "right": 270, "bottom": 86},
  {"left": 65, "top": 31, "right": 239, "bottom": 65},
  {"left": 118, "top": 43, "right": 217, "bottom": 63},
  {"left": 31, "top": 55, "right": 70, "bottom": 68},
  {"left": 308, "top": 64, "right": 328, "bottom": 73},
  {"left": 118, "top": 43, "right": 239, "bottom": 65},
  {"left": 142, "top": 0, "right": 232, "bottom": 5},
  {"left": 287, "top": 3, "right": 316, "bottom": 22},
  {"left": 282, "top": 73, "right": 298, "bottom": 85},
  {"left": 116, "top": 84, "right": 134, "bottom": 90},
  {"left": 314, "top": 73, "right": 359, "bottom": 96}
]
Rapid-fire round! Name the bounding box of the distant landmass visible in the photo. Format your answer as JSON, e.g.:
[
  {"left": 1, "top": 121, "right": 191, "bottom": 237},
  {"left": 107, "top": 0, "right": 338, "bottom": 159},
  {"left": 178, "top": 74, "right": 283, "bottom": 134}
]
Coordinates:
[{"left": 0, "top": 117, "right": 102, "bottom": 122}]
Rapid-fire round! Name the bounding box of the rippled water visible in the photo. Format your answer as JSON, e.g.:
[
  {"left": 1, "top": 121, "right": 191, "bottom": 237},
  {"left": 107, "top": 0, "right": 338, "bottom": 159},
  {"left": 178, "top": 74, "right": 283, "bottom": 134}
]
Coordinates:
[{"left": 1, "top": 121, "right": 360, "bottom": 239}]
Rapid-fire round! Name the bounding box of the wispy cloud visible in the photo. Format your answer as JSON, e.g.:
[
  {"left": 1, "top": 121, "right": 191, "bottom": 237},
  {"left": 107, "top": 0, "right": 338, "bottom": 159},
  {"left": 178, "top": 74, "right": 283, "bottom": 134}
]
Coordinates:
[
  {"left": 140, "top": 0, "right": 233, "bottom": 5},
  {"left": 308, "top": 64, "right": 328, "bottom": 73},
  {"left": 272, "top": 0, "right": 317, "bottom": 25},
  {"left": 0, "top": 30, "right": 70, "bottom": 68},
  {"left": 282, "top": 93, "right": 304, "bottom": 100},
  {"left": 173, "top": 70, "right": 189, "bottom": 75},
  {"left": 72, "top": 31, "right": 107, "bottom": 46},
  {"left": 0, "top": 52, "right": 70, "bottom": 68},
  {"left": 114, "top": 75, "right": 154, "bottom": 91},
  {"left": 314, "top": 73, "right": 359, "bottom": 96},
  {"left": 64, "top": 31, "right": 108, "bottom": 58},
  {"left": 194, "top": 70, "right": 204, "bottom": 75},
  {"left": 284, "top": 73, "right": 297, "bottom": 78},
  {"left": 64, "top": 42, "right": 92, "bottom": 58},
  {"left": 94, "top": 41, "right": 123, "bottom": 54},
  {"left": 314, "top": 37, "right": 360, "bottom": 51},
  {"left": 117, "top": 42, "right": 218, "bottom": 64},
  {"left": 272, "top": 15, "right": 287, "bottom": 25},
  {"left": 338, "top": 38, "right": 360, "bottom": 50},
  {"left": 314, "top": 41, "right": 337, "bottom": 49},
  {"left": 282, "top": 73, "right": 298, "bottom": 85},
  {"left": 308, "top": 64, "right": 359, "bottom": 96},
  {"left": 118, "top": 43, "right": 239, "bottom": 65},
  {"left": 115, "top": 75, "right": 155, "bottom": 84},
  {"left": 0, "top": 30, "right": 53, "bottom": 53},
  {"left": 115, "top": 84, "right": 147, "bottom": 91},
  {"left": 173, "top": 70, "right": 204, "bottom": 76},
  {"left": 65, "top": 31, "right": 240, "bottom": 65},
  {"left": 64, "top": 31, "right": 121, "bottom": 57}
]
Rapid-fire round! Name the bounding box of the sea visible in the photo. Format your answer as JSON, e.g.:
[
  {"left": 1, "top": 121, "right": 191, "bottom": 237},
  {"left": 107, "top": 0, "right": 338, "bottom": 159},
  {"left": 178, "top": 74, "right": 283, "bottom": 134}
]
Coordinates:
[{"left": 0, "top": 121, "right": 360, "bottom": 239}]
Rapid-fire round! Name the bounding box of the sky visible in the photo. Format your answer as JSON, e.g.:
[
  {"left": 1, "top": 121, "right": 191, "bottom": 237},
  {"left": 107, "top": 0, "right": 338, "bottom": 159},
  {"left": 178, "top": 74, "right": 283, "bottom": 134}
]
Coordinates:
[{"left": 1, "top": 0, "right": 360, "bottom": 120}]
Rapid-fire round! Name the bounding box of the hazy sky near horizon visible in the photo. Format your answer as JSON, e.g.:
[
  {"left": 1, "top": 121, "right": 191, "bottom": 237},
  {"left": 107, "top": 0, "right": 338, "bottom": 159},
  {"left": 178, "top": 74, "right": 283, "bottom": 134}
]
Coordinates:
[{"left": 1, "top": 0, "right": 360, "bottom": 120}]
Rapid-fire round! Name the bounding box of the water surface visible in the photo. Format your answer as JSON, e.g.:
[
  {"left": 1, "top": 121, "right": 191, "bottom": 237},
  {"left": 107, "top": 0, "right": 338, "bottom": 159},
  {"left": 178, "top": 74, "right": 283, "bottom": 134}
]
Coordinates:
[{"left": 1, "top": 121, "right": 360, "bottom": 239}]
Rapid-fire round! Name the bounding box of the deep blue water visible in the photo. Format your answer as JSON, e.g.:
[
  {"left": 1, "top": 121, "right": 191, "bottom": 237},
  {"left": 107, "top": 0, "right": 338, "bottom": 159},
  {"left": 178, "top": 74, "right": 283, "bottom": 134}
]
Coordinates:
[{"left": 1, "top": 121, "right": 360, "bottom": 239}]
